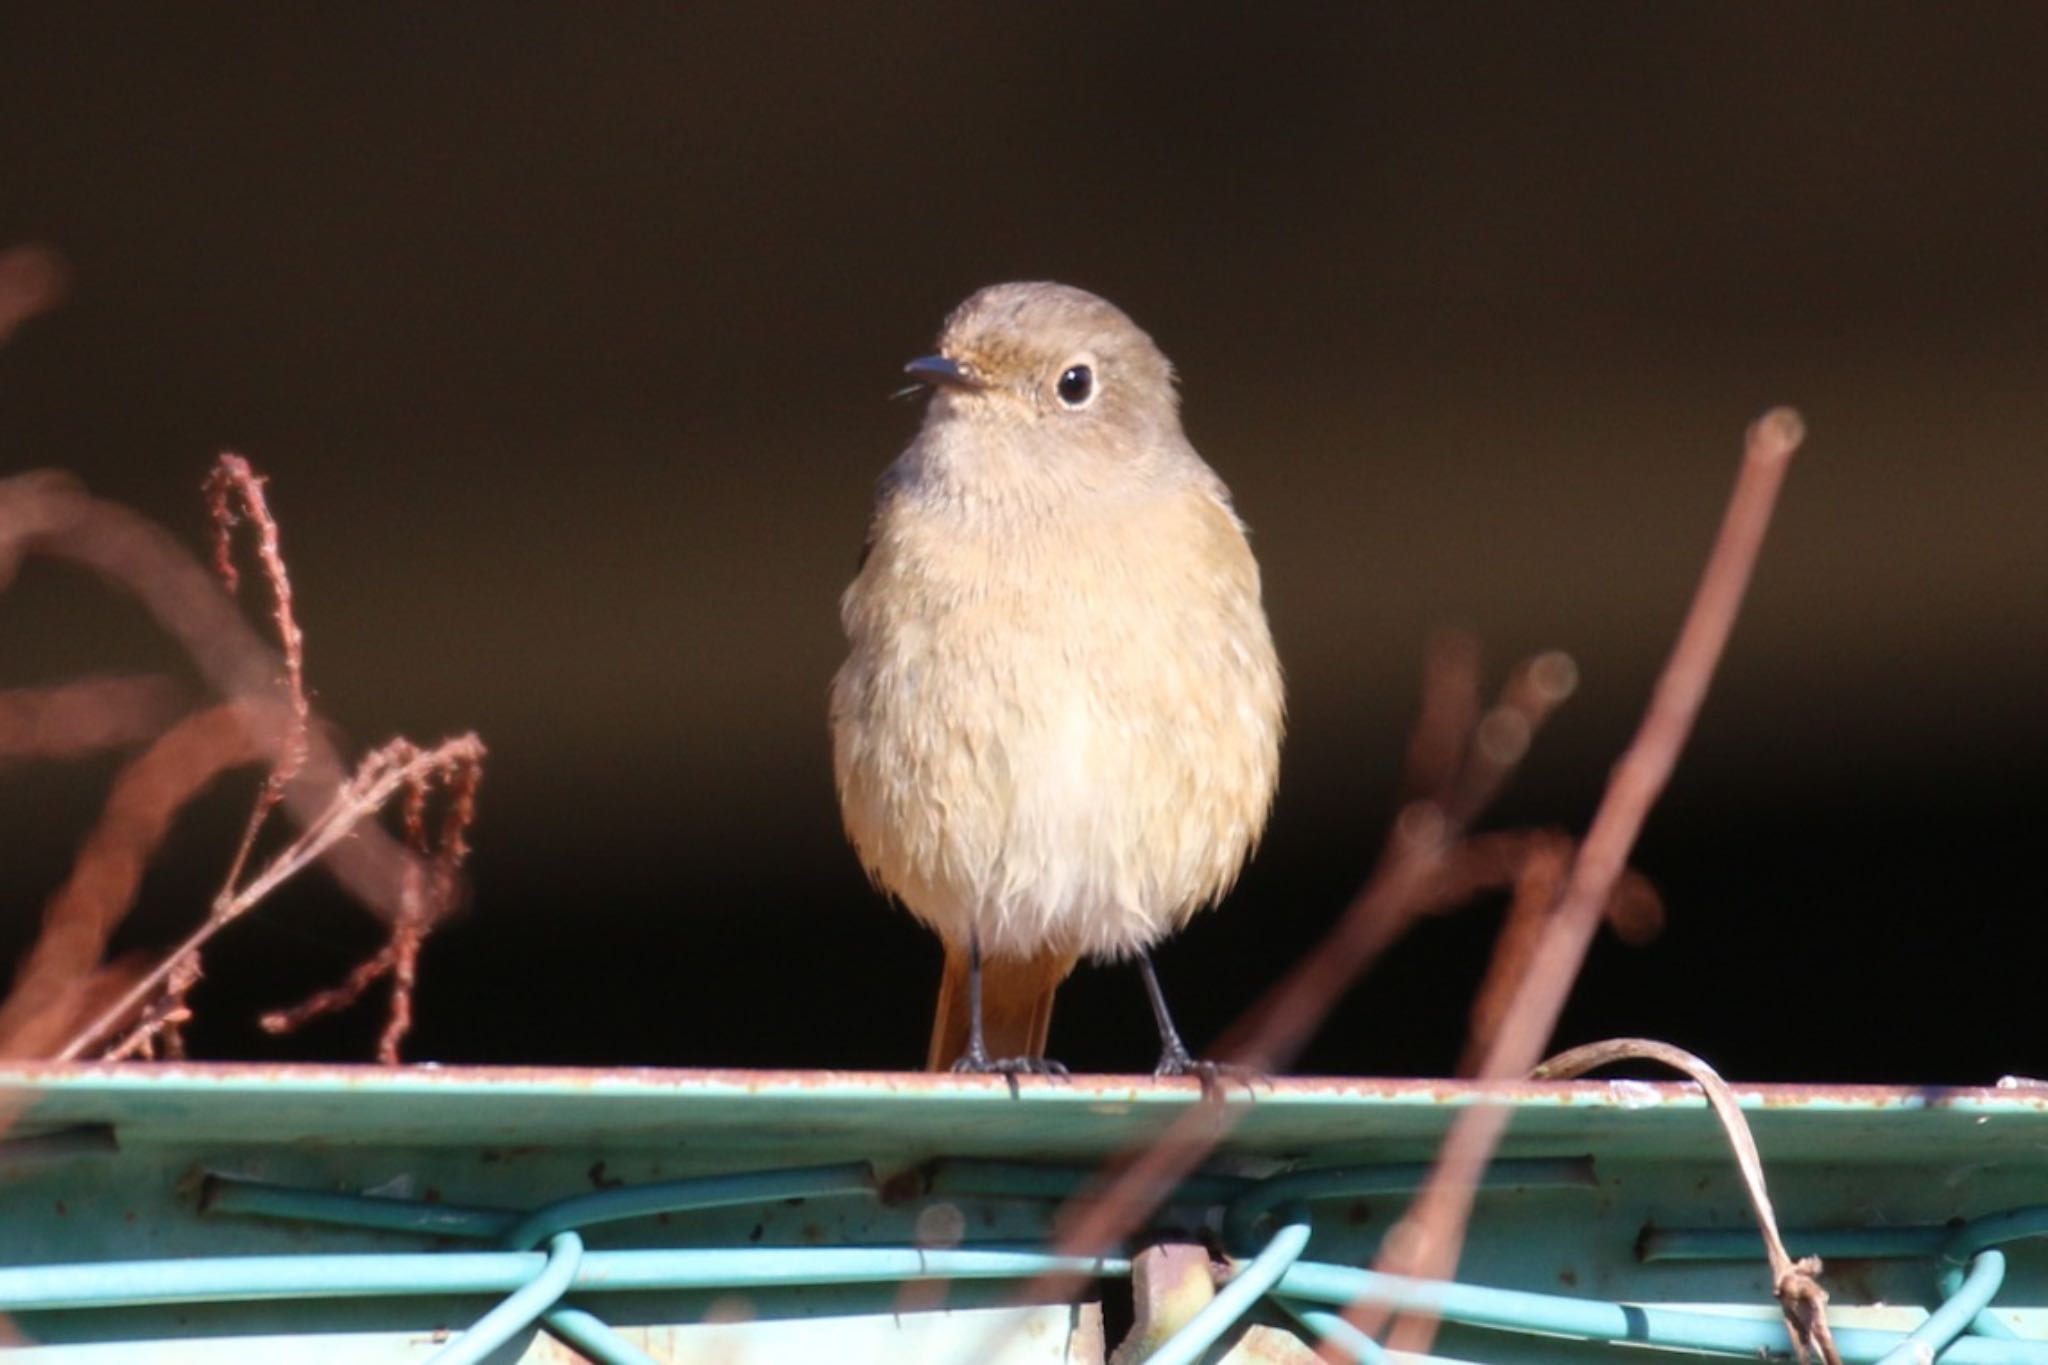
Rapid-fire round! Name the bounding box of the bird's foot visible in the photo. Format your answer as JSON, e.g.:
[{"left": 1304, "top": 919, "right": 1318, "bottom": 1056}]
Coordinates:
[
  {"left": 1154, "top": 1044, "right": 1266, "bottom": 1102},
  {"left": 952, "top": 1049, "right": 1069, "bottom": 1097},
  {"left": 951, "top": 1052, "right": 1070, "bottom": 1077}
]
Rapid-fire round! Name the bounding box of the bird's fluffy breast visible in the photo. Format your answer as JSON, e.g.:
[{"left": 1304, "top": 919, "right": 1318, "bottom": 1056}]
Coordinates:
[{"left": 831, "top": 478, "right": 1283, "bottom": 960}]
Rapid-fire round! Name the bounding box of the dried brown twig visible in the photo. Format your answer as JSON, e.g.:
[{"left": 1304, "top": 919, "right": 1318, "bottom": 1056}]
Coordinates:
[
  {"left": 0, "top": 700, "right": 287, "bottom": 1058},
  {"left": 1220, "top": 633, "right": 1581, "bottom": 1075},
  {"left": 1026, "top": 409, "right": 1798, "bottom": 1358},
  {"left": 257, "top": 736, "right": 485, "bottom": 1062},
  {"left": 1534, "top": 1039, "right": 1843, "bottom": 1365},
  {"left": 1362, "top": 407, "right": 1806, "bottom": 1359},
  {"left": 1451, "top": 831, "right": 1663, "bottom": 1075},
  {"left": 1029, "top": 632, "right": 1591, "bottom": 1315},
  {"left": 70, "top": 731, "right": 486, "bottom": 1063},
  {"left": 0, "top": 453, "right": 481, "bottom": 1062},
  {"left": 3, "top": 260, "right": 479, "bottom": 1065},
  {"left": 0, "top": 470, "right": 423, "bottom": 920},
  {"left": 0, "top": 244, "right": 67, "bottom": 345},
  {"left": 203, "top": 455, "right": 312, "bottom": 891},
  {"left": 0, "top": 675, "right": 183, "bottom": 762},
  {"left": 138, "top": 455, "right": 316, "bottom": 1055}
]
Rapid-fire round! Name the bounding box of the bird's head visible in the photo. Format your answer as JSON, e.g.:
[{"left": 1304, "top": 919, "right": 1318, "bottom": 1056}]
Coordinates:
[{"left": 903, "top": 282, "right": 1184, "bottom": 463}]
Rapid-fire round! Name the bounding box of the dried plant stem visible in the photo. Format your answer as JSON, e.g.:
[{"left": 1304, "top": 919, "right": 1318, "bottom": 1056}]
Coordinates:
[
  {"left": 1454, "top": 836, "right": 1571, "bottom": 1076},
  {"left": 257, "top": 942, "right": 400, "bottom": 1037},
  {"left": 204, "top": 454, "right": 312, "bottom": 899},
  {"left": 259, "top": 741, "right": 485, "bottom": 1062},
  {"left": 377, "top": 921, "right": 424, "bottom": 1064},
  {"left": 1441, "top": 650, "right": 1579, "bottom": 829},
  {"left": 1031, "top": 637, "right": 1578, "bottom": 1318},
  {"left": 2, "top": 447, "right": 483, "bottom": 1064},
  {"left": 1363, "top": 407, "right": 1806, "bottom": 1358},
  {"left": 0, "top": 701, "right": 283, "bottom": 1058},
  {"left": 1477, "top": 410, "right": 1806, "bottom": 1080},
  {"left": 144, "top": 455, "right": 319, "bottom": 1050},
  {"left": 0, "top": 471, "right": 423, "bottom": 921},
  {"left": 0, "top": 675, "right": 182, "bottom": 761},
  {"left": 0, "top": 243, "right": 67, "bottom": 344},
  {"left": 1398, "top": 629, "right": 1482, "bottom": 804},
  {"left": 1447, "top": 832, "right": 1663, "bottom": 1074},
  {"left": 1225, "top": 640, "right": 1578, "bottom": 1076},
  {"left": 58, "top": 733, "right": 485, "bottom": 1062},
  {"left": 1534, "top": 1039, "right": 1843, "bottom": 1365}
]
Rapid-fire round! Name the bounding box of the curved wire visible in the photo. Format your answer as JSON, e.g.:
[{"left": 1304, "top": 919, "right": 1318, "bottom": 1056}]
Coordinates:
[
  {"left": 1223, "top": 1157, "right": 1596, "bottom": 1249},
  {"left": 1273, "top": 1257, "right": 2048, "bottom": 1365},
  {"left": 46, "top": 1160, "right": 2048, "bottom": 1363},
  {"left": 544, "top": 1305, "right": 667, "bottom": 1365},
  {"left": 1874, "top": 1252, "right": 2005, "bottom": 1365},
  {"left": 1282, "top": 1304, "right": 1388, "bottom": 1364},
  {"left": 1275, "top": 1301, "right": 1495, "bottom": 1365},
  {"left": 503, "top": 1161, "right": 876, "bottom": 1250},
  {"left": 426, "top": 1231, "right": 584, "bottom": 1365},
  {"left": 1944, "top": 1207, "right": 2048, "bottom": 1265},
  {"left": 1143, "top": 1211, "right": 1312, "bottom": 1365},
  {"left": 504, "top": 1161, "right": 879, "bottom": 1362}
]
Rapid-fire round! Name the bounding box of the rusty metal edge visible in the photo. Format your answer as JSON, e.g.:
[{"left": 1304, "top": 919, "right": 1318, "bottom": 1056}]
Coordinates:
[{"left": 0, "top": 1062, "right": 2042, "bottom": 1114}]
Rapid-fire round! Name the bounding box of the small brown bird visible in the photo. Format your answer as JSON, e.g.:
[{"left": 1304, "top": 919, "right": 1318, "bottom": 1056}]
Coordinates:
[{"left": 831, "top": 282, "right": 1284, "bottom": 1077}]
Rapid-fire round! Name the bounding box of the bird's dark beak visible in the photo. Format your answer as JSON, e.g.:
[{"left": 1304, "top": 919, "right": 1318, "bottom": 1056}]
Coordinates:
[{"left": 903, "top": 354, "right": 984, "bottom": 391}]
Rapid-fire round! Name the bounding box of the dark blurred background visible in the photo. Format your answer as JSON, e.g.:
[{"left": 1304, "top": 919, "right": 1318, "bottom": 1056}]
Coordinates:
[{"left": 1, "top": 6, "right": 2043, "bottom": 1083}]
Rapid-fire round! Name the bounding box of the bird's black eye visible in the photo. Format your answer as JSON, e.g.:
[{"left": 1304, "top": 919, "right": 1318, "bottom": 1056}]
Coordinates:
[{"left": 1056, "top": 364, "right": 1095, "bottom": 408}]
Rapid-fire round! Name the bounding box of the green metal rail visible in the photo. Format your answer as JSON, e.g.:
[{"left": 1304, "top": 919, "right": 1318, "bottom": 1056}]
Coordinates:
[
  {"left": 2, "top": 1158, "right": 2043, "bottom": 1362},
  {"left": 5, "top": 1066, "right": 2048, "bottom": 1362}
]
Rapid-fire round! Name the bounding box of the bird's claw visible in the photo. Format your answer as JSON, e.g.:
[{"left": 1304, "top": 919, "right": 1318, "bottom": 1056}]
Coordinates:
[
  {"left": 953, "top": 1050, "right": 1069, "bottom": 1097},
  {"left": 1154, "top": 1049, "right": 1267, "bottom": 1101},
  {"left": 952, "top": 1054, "right": 1069, "bottom": 1076}
]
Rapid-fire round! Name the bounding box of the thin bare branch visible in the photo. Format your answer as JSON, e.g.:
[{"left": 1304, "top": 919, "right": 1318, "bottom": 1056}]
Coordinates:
[
  {"left": 76, "top": 733, "right": 486, "bottom": 1062},
  {"left": 1221, "top": 643, "right": 1576, "bottom": 1076},
  {"left": 0, "top": 243, "right": 67, "bottom": 345},
  {"left": 257, "top": 942, "right": 400, "bottom": 1037},
  {"left": 0, "top": 471, "right": 425, "bottom": 920},
  {"left": 1451, "top": 835, "right": 1662, "bottom": 1073},
  {"left": 0, "top": 675, "right": 183, "bottom": 762},
  {"left": 259, "top": 739, "right": 485, "bottom": 1062},
  {"left": 1034, "top": 639, "right": 1580, "bottom": 1321},
  {"left": 143, "top": 454, "right": 324, "bottom": 1045},
  {"left": 1364, "top": 407, "right": 1806, "bottom": 1356},
  {"left": 1442, "top": 650, "right": 1578, "bottom": 827},
  {"left": 1477, "top": 411, "right": 1802, "bottom": 1077},
  {"left": 0, "top": 700, "right": 286, "bottom": 1058},
  {"left": 205, "top": 456, "right": 312, "bottom": 886},
  {"left": 1454, "top": 836, "right": 1570, "bottom": 1077},
  {"left": 1399, "top": 629, "right": 1481, "bottom": 806}
]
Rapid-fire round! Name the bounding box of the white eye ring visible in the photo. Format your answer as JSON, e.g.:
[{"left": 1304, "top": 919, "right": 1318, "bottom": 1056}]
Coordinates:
[{"left": 1054, "top": 361, "right": 1097, "bottom": 409}]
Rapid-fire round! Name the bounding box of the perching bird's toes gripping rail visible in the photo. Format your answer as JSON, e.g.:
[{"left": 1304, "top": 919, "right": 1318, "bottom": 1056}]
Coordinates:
[{"left": 3, "top": 1065, "right": 2047, "bottom": 1362}]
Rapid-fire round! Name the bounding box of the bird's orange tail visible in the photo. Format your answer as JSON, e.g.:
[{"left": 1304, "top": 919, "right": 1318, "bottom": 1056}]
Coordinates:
[{"left": 926, "top": 943, "right": 1079, "bottom": 1071}]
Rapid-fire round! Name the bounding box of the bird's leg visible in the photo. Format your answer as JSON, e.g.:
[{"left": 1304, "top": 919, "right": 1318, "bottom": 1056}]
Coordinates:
[
  {"left": 950, "top": 929, "right": 1068, "bottom": 1084},
  {"left": 1138, "top": 952, "right": 1261, "bottom": 1098},
  {"left": 957, "top": 930, "right": 995, "bottom": 1071},
  {"left": 1138, "top": 950, "right": 1197, "bottom": 1072}
]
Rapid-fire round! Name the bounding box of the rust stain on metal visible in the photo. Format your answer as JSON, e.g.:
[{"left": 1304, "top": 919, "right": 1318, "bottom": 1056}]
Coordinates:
[
  {"left": 3, "top": 1061, "right": 2046, "bottom": 1116},
  {"left": 1821, "top": 1257, "right": 1885, "bottom": 1306}
]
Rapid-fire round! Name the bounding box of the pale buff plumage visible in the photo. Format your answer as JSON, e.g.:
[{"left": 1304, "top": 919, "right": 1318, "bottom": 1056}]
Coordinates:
[{"left": 831, "top": 283, "right": 1284, "bottom": 972}]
